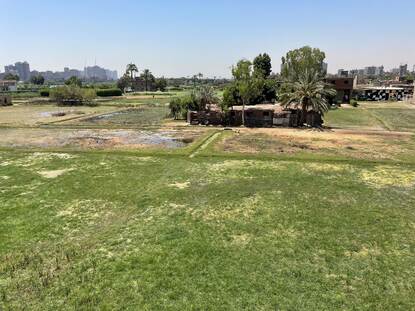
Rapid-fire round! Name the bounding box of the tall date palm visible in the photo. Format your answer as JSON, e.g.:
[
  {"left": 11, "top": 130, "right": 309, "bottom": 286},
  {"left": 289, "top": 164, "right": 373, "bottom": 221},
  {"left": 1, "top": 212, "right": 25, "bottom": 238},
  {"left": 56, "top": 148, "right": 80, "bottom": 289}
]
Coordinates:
[
  {"left": 280, "top": 69, "right": 335, "bottom": 126},
  {"left": 126, "top": 63, "right": 138, "bottom": 80}
]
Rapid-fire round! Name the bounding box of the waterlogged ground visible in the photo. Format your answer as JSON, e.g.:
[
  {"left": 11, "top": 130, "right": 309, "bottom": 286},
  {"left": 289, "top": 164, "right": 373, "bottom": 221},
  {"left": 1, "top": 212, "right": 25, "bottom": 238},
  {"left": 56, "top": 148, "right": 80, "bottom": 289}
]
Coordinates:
[
  {"left": 1, "top": 151, "right": 415, "bottom": 310},
  {"left": 0, "top": 104, "right": 118, "bottom": 126},
  {"left": 0, "top": 128, "right": 201, "bottom": 149}
]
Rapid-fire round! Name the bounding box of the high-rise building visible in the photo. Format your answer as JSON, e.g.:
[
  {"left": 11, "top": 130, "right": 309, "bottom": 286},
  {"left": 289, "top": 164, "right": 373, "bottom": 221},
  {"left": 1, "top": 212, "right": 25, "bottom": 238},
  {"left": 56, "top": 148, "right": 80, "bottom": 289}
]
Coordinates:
[
  {"left": 105, "top": 69, "right": 118, "bottom": 80},
  {"left": 375, "top": 66, "right": 384, "bottom": 76},
  {"left": 364, "top": 66, "right": 377, "bottom": 76},
  {"left": 14, "top": 62, "right": 30, "bottom": 81},
  {"left": 4, "top": 62, "right": 30, "bottom": 81},
  {"left": 399, "top": 64, "right": 408, "bottom": 77},
  {"left": 337, "top": 69, "right": 349, "bottom": 77}
]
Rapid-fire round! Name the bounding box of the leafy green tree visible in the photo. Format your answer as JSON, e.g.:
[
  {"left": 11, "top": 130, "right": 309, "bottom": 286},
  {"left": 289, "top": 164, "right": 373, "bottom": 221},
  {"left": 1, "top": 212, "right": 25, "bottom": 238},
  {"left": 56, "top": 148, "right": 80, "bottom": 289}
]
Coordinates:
[
  {"left": 140, "top": 69, "right": 155, "bottom": 91},
  {"left": 3, "top": 73, "right": 19, "bottom": 81},
  {"left": 231, "top": 60, "right": 262, "bottom": 126},
  {"left": 281, "top": 46, "right": 327, "bottom": 81},
  {"left": 253, "top": 53, "right": 272, "bottom": 78},
  {"left": 30, "top": 75, "right": 45, "bottom": 85},
  {"left": 126, "top": 63, "right": 138, "bottom": 80},
  {"left": 65, "top": 76, "right": 82, "bottom": 87},
  {"left": 169, "top": 91, "right": 198, "bottom": 119},
  {"left": 155, "top": 77, "right": 167, "bottom": 92},
  {"left": 280, "top": 69, "right": 335, "bottom": 126},
  {"left": 50, "top": 85, "right": 96, "bottom": 106}
]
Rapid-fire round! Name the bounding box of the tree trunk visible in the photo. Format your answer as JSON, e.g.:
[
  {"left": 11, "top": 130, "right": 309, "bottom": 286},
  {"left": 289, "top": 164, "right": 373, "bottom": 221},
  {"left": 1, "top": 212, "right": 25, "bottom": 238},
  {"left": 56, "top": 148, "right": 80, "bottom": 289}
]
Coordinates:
[
  {"left": 301, "top": 99, "right": 308, "bottom": 126},
  {"left": 242, "top": 98, "right": 245, "bottom": 127}
]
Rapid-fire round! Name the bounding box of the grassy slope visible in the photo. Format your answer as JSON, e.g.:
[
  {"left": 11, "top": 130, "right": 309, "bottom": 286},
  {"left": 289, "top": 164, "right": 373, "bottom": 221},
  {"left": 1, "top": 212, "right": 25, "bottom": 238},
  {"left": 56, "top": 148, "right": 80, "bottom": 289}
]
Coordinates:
[
  {"left": 369, "top": 108, "right": 415, "bottom": 132},
  {"left": 1, "top": 151, "right": 415, "bottom": 310},
  {"left": 324, "top": 108, "right": 384, "bottom": 129}
]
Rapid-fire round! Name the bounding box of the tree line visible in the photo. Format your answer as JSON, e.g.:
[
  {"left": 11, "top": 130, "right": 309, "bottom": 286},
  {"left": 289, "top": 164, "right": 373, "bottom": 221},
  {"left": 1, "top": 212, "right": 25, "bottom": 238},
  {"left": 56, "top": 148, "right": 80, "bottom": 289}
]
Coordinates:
[{"left": 168, "top": 46, "right": 336, "bottom": 126}]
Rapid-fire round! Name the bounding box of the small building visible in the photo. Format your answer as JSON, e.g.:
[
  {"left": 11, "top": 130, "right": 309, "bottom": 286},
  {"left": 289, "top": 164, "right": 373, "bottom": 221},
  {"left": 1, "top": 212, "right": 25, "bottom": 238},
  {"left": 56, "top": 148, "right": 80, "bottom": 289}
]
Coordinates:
[
  {"left": 188, "top": 104, "right": 323, "bottom": 128},
  {"left": 325, "top": 77, "right": 357, "bottom": 104},
  {"left": 0, "top": 80, "right": 18, "bottom": 92},
  {"left": 0, "top": 94, "right": 12, "bottom": 106},
  {"left": 354, "top": 86, "right": 409, "bottom": 101}
]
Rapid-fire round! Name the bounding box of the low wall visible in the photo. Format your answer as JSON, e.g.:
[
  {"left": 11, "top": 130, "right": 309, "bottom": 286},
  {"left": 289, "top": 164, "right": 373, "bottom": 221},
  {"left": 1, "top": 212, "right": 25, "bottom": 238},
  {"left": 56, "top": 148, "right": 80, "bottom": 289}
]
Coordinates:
[{"left": 0, "top": 95, "right": 12, "bottom": 106}]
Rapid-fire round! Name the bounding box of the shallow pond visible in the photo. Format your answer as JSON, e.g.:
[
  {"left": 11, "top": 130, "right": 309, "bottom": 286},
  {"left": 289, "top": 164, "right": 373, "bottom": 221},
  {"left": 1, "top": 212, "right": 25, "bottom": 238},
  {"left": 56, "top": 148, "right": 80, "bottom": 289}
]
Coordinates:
[{"left": 0, "top": 128, "right": 192, "bottom": 149}]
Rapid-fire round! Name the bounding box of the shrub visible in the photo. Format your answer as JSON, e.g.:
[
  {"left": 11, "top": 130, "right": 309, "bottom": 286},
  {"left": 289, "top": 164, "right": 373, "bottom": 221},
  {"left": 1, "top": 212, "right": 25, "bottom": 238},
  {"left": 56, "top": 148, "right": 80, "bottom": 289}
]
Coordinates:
[
  {"left": 169, "top": 94, "right": 199, "bottom": 119},
  {"left": 169, "top": 98, "right": 187, "bottom": 120},
  {"left": 50, "top": 86, "right": 96, "bottom": 106},
  {"left": 39, "top": 90, "right": 50, "bottom": 97},
  {"left": 350, "top": 99, "right": 359, "bottom": 107},
  {"left": 96, "top": 89, "right": 123, "bottom": 97}
]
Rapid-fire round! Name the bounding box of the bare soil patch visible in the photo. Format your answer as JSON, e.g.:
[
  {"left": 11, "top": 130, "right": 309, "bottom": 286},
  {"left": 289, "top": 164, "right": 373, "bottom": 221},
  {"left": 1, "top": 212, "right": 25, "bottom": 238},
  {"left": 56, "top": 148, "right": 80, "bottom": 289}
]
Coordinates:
[{"left": 216, "top": 128, "right": 415, "bottom": 161}]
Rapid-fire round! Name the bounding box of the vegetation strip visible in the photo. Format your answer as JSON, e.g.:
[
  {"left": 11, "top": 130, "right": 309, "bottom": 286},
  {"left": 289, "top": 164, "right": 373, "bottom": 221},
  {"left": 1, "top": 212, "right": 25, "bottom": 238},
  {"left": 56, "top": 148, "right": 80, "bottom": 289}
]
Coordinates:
[{"left": 189, "top": 131, "right": 222, "bottom": 158}]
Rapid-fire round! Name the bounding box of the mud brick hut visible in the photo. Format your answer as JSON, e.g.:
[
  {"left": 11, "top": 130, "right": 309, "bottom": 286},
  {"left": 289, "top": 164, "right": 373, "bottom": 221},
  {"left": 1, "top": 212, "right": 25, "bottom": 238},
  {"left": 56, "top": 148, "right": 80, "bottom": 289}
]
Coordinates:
[
  {"left": 188, "top": 104, "right": 323, "bottom": 128},
  {"left": 325, "top": 77, "right": 356, "bottom": 104}
]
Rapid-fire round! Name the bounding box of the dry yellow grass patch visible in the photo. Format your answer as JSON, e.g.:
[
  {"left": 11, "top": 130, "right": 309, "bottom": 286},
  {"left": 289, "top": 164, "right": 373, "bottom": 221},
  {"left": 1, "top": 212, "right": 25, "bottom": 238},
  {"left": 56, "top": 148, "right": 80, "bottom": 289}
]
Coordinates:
[
  {"left": 38, "top": 168, "right": 74, "bottom": 179},
  {"left": 219, "top": 128, "right": 415, "bottom": 161},
  {"left": 57, "top": 199, "right": 117, "bottom": 230},
  {"left": 230, "top": 234, "right": 252, "bottom": 246},
  {"left": 360, "top": 166, "right": 415, "bottom": 188},
  {"left": 303, "top": 163, "right": 352, "bottom": 173},
  {"left": 169, "top": 181, "right": 190, "bottom": 189},
  {"left": 199, "top": 194, "right": 261, "bottom": 222},
  {"left": 345, "top": 246, "right": 382, "bottom": 258},
  {"left": 270, "top": 225, "right": 300, "bottom": 240}
]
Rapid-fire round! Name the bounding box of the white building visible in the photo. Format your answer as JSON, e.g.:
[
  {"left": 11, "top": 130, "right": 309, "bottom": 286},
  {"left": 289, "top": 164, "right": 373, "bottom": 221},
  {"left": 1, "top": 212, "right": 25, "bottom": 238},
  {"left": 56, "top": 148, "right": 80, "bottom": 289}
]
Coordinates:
[{"left": 0, "top": 80, "right": 18, "bottom": 92}]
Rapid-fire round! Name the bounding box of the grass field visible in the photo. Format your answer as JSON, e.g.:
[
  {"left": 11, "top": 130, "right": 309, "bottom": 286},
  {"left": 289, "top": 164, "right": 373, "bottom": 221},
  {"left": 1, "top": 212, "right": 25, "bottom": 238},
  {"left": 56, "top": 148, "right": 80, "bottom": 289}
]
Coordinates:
[
  {"left": 1, "top": 151, "right": 414, "bottom": 310},
  {"left": 212, "top": 128, "right": 415, "bottom": 162},
  {"left": 1, "top": 101, "right": 415, "bottom": 309},
  {"left": 325, "top": 108, "right": 384, "bottom": 129}
]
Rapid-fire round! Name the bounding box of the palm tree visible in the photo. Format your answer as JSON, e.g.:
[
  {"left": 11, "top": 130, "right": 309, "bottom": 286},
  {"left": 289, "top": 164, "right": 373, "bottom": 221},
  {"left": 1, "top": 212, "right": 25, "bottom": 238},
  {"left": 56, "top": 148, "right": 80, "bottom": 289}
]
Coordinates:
[
  {"left": 141, "top": 69, "right": 153, "bottom": 91},
  {"left": 197, "top": 85, "right": 218, "bottom": 111},
  {"left": 126, "top": 63, "right": 138, "bottom": 80},
  {"left": 280, "top": 69, "right": 336, "bottom": 126}
]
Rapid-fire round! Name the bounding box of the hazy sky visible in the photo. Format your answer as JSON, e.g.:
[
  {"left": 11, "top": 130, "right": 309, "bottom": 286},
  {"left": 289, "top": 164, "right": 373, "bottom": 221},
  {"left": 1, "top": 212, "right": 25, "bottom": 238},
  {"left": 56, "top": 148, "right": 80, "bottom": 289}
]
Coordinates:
[{"left": 1, "top": 0, "right": 414, "bottom": 77}]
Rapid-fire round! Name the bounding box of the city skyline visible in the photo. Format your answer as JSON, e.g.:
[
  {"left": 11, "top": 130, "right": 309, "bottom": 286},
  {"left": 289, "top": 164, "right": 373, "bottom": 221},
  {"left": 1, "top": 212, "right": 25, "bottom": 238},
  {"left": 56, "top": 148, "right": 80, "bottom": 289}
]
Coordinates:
[
  {"left": 2, "top": 59, "right": 413, "bottom": 81},
  {"left": 2, "top": 61, "right": 118, "bottom": 81},
  {"left": 1, "top": 0, "right": 415, "bottom": 78}
]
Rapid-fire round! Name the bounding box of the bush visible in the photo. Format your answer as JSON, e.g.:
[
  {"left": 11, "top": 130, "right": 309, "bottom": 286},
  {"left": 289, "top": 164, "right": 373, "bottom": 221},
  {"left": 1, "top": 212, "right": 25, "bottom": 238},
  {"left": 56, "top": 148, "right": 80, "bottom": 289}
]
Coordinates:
[
  {"left": 169, "top": 94, "right": 199, "bottom": 119},
  {"left": 40, "top": 90, "right": 50, "bottom": 97},
  {"left": 350, "top": 99, "right": 359, "bottom": 107},
  {"left": 50, "top": 86, "right": 96, "bottom": 106},
  {"left": 96, "top": 89, "right": 123, "bottom": 97}
]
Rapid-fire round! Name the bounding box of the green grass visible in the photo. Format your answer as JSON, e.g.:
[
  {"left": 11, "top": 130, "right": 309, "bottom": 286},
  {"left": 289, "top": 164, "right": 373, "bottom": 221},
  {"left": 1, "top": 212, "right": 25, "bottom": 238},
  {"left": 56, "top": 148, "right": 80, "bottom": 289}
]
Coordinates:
[
  {"left": 325, "top": 108, "right": 384, "bottom": 129},
  {"left": 1, "top": 103, "right": 415, "bottom": 309},
  {"left": 368, "top": 108, "right": 415, "bottom": 132},
  {"left": 98, "top": 97, "right": 173, "bottom": 106},
  {"left": 1, "top": 151, "right": 415, "bottom": 310}
]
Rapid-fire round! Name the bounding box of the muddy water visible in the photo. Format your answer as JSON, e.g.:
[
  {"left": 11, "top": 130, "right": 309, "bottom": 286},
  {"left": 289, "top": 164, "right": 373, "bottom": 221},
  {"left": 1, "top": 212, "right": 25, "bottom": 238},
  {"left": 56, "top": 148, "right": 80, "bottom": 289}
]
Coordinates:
[{"left": 0, "top": 128, "right": 188, "bottom": 149}]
